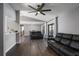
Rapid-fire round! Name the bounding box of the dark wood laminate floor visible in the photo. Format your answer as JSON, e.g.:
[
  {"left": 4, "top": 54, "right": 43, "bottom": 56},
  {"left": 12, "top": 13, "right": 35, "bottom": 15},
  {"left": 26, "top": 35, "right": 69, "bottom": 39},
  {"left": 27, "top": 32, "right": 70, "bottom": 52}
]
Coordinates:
[{"left": 16, "top": 36, "right": 58, "bottom": 56}]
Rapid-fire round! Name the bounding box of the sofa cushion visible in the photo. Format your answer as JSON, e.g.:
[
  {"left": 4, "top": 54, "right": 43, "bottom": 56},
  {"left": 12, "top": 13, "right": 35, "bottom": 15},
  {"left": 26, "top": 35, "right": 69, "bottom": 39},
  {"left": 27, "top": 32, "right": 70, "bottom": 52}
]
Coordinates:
[
  {"left": 55, "top": 33, "right": 63, "bottom": 42},
  {"left": 72, "top": 35, "right": 79, "bottom": 41},
  {"left": 48, "top": 37, "right": 55, "bottom": 40},
  {"left": 60, "top": 34, "right": 72, "bottom": 45},
  {"left": 49, "top": 42, "right": 63, "bottom": 49},
  {"left": 59, "top": 46, "right": 75, "bottom": 56},
  {"left": 62, "top": 34, "right": 72, "bottom": 39},
  {"left": 55, "top": 37, "right": 61, "bottom": 42},
  {"left": 61, "top": 39, "right": 71, "bottom": 45},
  {"left": 70, "top": 41, "right": 79, "bottom": 50},
  {"left": 56, "top": 33, "right": 63, "bottom": 37},
  {"left": 48, "top": 40, "right": 55, "bottom": 43},
  {"left": 75, "top": 51, "right": 79, "bottom": 56}
]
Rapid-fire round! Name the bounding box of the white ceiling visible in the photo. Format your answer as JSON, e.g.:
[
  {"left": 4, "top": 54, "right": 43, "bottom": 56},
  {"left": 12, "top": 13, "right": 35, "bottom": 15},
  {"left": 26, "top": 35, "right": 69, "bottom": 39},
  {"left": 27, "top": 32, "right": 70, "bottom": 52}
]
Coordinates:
[
  {"left": 20, "top": 16, "right": 45, "bottom": 24},
  {"left": 10, "top": 3, "right": 79, "bottom": 22}
]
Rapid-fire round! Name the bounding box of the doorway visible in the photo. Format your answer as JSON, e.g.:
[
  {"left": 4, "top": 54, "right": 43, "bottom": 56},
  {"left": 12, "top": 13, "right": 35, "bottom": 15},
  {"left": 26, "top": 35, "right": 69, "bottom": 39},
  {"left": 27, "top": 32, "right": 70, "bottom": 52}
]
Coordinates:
[{"left": 48, "top": 23, "right": 54, "bottom": 37}]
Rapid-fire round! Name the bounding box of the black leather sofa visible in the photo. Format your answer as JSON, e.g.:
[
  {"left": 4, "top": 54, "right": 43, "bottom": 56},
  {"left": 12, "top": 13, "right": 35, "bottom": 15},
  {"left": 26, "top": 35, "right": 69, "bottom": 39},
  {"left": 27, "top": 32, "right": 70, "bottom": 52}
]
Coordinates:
[
  {"left": 48, "top": 33, "right": 79, "bottom": 56},
  {"left": 30, "top": 31, "right": 43, "bottom": 39}
]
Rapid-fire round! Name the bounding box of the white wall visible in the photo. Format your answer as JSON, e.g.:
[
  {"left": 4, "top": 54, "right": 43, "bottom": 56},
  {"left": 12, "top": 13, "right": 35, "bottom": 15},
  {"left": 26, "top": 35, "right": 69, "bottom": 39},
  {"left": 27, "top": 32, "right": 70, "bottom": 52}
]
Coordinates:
[
  {"left": 43, "top": 7, "right": 79, "bottom": 39},
  {"left": 3, "top": 4, "right": 16, "bottom": 55},
  {"left": 24, "top": 24, "right": 41, "bottom": 36},
  {"left": 58, "top": 7, "right": 79, "bottom": 34}
]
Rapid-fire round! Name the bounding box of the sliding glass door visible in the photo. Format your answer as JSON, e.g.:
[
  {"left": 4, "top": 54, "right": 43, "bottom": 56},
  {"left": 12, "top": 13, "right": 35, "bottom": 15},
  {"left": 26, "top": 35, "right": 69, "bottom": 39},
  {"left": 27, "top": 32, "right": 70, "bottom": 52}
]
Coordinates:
[{"left": 48, "top": 24, "right": 54, "bottom": 37}]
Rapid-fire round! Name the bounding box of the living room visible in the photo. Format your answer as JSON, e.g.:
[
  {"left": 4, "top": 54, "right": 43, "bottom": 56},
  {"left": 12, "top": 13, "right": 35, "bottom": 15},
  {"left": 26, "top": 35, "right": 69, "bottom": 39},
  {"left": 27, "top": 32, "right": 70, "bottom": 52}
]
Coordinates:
[{"left": 0, "top": 3, "right": 79, "bottom": 57}]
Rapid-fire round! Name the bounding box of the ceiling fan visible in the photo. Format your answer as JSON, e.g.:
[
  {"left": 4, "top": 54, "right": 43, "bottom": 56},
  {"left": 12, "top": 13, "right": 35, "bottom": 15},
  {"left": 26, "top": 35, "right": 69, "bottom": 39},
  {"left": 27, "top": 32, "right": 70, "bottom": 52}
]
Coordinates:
[{"left": 28, "top": 3, "right": 52, "bottom": 16}]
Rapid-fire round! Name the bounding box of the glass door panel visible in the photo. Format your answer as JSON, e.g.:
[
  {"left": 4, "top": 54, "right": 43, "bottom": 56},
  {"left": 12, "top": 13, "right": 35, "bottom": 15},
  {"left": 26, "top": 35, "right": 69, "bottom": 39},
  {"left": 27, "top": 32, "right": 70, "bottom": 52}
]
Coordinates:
[{"left": 48, "top": 24, "right": 54, "bottom": 37}]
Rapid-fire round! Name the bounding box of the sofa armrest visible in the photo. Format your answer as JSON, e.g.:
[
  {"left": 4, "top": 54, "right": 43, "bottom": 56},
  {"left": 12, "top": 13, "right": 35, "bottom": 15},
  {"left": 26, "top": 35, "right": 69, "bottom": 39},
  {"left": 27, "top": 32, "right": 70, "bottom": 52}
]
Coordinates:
[{"left": 48, "top": 37, "right": 55, "bottom": 40}]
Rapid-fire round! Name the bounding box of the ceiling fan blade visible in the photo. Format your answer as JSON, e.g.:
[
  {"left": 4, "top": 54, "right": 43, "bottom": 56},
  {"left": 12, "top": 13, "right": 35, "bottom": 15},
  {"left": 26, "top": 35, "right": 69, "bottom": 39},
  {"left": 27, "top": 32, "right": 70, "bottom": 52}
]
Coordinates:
[
  {"left": 28, "top": 5, "right": 37, "bottom": 11},
  {"left": 28, "top": 11, "right": 37, "bottom": 13},
  {"left": 39, "top": 3, "right": 45, "bottom": 10},
  {"left": 40, "top": 12, "right": 45, "bottom": 15},
  {"left": 35, "top": 13, "right": 38, "bottom": 16},
  {"left": 41, "top": 9, "right": 52, "bottom": 12}
]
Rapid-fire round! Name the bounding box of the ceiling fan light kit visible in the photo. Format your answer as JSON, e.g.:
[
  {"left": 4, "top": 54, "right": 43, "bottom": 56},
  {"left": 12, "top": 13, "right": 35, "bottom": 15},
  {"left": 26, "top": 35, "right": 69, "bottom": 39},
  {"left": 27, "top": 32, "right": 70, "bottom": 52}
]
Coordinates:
[{"left": 28, "top": 3, "right": 52, "bottom": 16}]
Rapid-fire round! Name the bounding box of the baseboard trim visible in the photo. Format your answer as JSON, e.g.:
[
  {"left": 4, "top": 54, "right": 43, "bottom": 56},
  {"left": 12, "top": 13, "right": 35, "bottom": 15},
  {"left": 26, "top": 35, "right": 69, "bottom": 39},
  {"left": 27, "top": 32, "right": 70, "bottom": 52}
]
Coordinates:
[{"left": 5, "top": 43, "right": 16, "bottom": 55}]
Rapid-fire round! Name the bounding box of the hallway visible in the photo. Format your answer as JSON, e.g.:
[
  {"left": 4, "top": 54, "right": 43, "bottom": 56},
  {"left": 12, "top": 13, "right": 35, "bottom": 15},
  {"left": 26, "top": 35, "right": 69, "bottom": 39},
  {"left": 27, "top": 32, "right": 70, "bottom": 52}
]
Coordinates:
[{"left": 16, "top": 36, "right": 58, "bottom": 56}]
